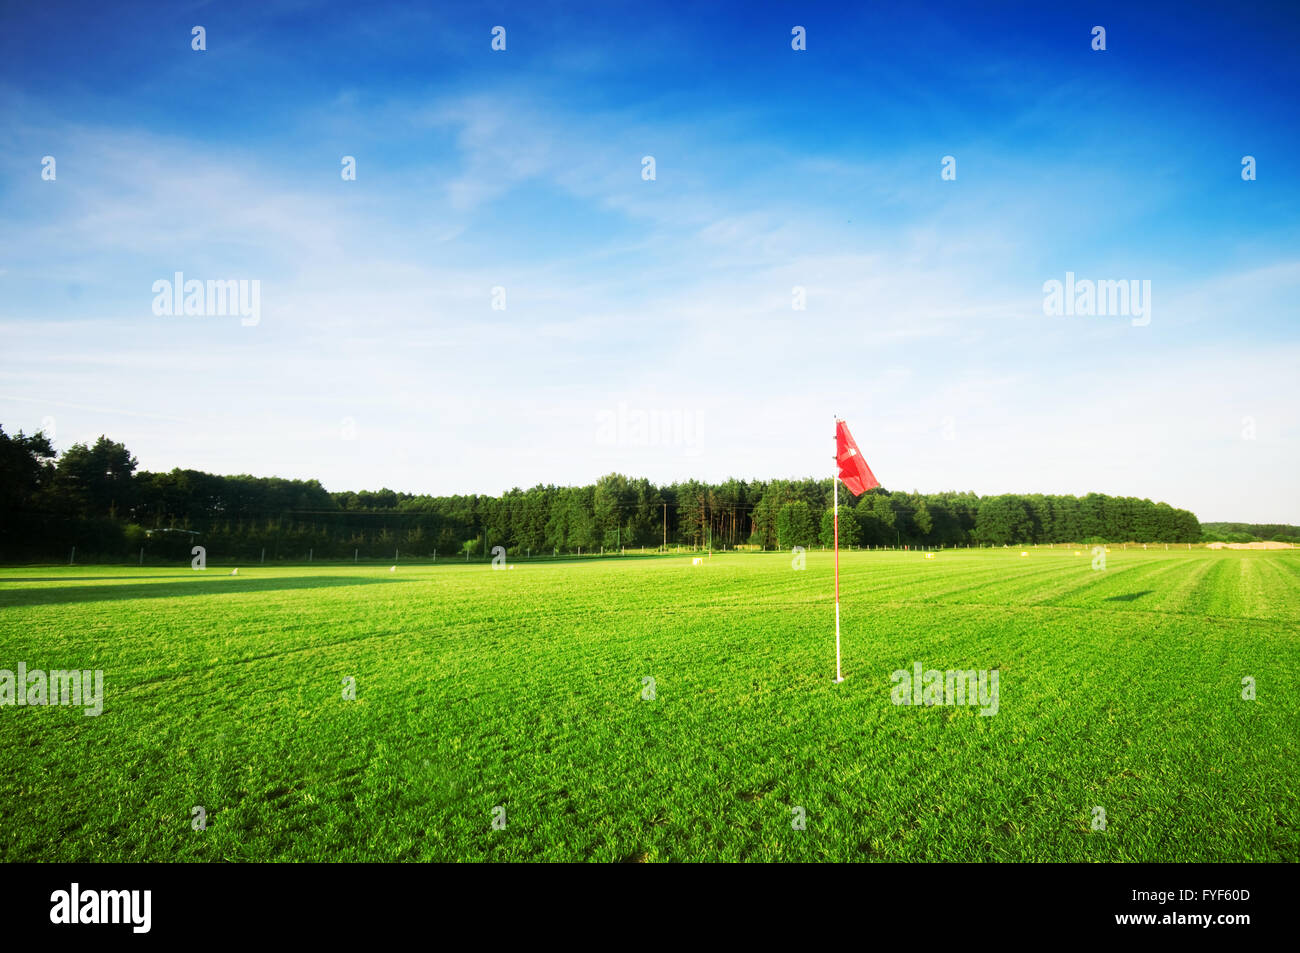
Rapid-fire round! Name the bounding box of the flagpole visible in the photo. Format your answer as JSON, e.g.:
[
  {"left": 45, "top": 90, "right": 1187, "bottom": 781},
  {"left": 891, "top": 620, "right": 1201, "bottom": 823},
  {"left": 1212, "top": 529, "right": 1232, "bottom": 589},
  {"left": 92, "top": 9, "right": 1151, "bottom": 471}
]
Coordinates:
[{"left": 834, "top": 416, "right": 843, "bottom": 683}]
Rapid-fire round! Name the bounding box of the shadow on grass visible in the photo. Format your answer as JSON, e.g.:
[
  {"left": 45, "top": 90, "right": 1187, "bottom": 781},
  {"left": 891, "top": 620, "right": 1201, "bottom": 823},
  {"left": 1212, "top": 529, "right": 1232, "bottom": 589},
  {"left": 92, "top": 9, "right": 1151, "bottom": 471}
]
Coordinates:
[
  {"left": 0, "top": 575, "right": 198, "bottom": 583},
  {"left": 1104, "top": 590, "right": 1154, "bottom": 602},
  {"left": 0, "top": 575, "right": 415, "bottom": 608}
]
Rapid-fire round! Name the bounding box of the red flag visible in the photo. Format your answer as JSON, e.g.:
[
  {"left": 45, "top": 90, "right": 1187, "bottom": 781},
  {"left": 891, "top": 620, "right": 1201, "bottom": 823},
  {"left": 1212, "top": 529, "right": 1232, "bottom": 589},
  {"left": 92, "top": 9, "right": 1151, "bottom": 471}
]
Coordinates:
[{"left": 835, "top": 420, "right": 879, "bottom": 495}]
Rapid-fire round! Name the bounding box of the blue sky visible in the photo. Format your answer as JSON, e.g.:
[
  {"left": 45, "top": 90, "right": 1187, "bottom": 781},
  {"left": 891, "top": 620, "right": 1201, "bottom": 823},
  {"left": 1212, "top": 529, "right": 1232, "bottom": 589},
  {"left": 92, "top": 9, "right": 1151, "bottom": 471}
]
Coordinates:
[{"left": 2, "top": 0, "right": 1298, "bottom": 521}]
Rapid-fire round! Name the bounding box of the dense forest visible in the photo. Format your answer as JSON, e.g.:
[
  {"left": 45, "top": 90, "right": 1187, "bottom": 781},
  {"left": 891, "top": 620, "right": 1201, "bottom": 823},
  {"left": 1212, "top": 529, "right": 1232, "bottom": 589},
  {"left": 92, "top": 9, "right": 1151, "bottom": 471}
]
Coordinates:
[{"left": 1, "top": 425, "right": 1208, "bottom": 562}]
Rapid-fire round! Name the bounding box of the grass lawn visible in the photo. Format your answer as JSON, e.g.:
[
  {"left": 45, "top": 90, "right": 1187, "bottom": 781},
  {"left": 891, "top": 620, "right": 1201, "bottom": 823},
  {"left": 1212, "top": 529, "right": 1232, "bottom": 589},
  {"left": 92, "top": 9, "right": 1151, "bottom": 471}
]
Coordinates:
[{"left": 1, "top": 547, "right": 1296, "bottom": 861}]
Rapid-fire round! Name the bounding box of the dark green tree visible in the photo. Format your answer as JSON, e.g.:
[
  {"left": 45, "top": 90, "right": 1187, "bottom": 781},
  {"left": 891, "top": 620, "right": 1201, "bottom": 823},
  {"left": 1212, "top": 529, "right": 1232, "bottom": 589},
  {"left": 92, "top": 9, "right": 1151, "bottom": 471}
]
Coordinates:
[
  {"left": 776, "top": 501, "right": 816, "bottom": 549},
  {"left": 819, "top": 505, "right": 860, "bottom": 548},
  {"left": 55, "top": 436, "right": 138, "bottom": 518}
]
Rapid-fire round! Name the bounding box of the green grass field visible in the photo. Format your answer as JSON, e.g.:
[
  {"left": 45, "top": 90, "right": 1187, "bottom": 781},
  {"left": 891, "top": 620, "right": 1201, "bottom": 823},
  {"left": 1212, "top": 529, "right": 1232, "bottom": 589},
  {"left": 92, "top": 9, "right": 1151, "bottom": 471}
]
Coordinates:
[{"left": 1, "top": 547, "right": 1296, "bottom": 862}]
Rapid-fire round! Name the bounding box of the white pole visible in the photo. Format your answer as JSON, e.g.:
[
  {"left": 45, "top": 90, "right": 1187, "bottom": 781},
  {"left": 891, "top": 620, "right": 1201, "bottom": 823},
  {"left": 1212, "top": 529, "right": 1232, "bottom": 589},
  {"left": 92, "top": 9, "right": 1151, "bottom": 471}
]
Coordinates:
[{"left": 834, "top": 418, "right": 843, "bottom": 684}]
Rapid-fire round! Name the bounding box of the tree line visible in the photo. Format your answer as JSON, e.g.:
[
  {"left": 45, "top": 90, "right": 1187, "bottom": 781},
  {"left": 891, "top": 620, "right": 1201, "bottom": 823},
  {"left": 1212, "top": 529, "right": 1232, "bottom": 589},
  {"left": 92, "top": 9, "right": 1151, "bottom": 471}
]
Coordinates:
[
  {"left": 0, "top": 425, "right": 1203, "bottom": 562},
  {"left": 1199, "top": 522, "right": 1300, "bottom": 544}
]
